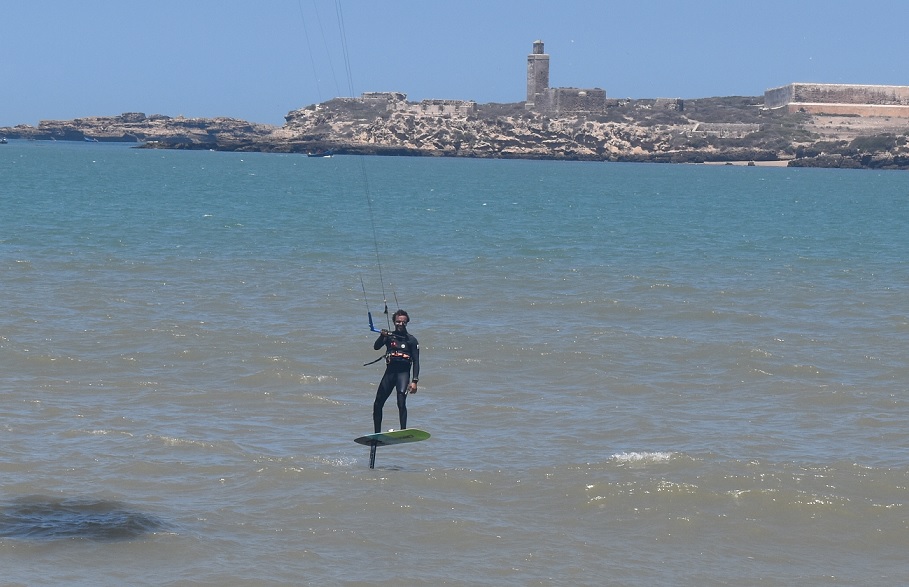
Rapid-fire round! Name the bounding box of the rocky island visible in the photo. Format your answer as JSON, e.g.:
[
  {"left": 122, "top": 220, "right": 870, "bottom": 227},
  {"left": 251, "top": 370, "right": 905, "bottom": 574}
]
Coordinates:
[
  {"left": 4, "top": 40, "right": 909, "bottom": 169},
  {"left": 3, "top": 94, "right": 908, "bottom": 170}
]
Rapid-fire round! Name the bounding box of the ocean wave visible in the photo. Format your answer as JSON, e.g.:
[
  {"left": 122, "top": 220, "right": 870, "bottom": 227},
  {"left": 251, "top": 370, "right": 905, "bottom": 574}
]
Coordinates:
[{"left": 611, "top": 451, "right": 676, "bottom": 464}]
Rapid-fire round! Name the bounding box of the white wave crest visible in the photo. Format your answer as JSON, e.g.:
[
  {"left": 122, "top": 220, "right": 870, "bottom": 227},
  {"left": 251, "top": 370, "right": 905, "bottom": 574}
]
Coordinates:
[{"left": 611, "top": 451, "right": 675, "bottom": 464}]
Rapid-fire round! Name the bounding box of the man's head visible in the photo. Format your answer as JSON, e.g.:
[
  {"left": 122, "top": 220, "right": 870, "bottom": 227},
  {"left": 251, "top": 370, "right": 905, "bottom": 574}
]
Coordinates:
[{"left": 393, "top": 310, "right": 410, "bottom": 330}]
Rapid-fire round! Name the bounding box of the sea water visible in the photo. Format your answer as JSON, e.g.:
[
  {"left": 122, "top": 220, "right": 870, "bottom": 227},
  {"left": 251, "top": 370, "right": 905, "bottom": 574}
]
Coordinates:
[{"left": 1, "top": 140, "right": 908, "bottom": 586}]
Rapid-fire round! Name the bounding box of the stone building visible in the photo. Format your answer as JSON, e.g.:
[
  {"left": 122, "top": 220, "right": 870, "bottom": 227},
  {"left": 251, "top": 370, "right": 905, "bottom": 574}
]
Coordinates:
[
  {"left": 404, "top": 99, "right": 477, "bottom": 118},
  {"left": 525, "top": 41, "right": 607, "bottom": 115},
  {"left": 765, "top": 83, "right": 909, "bottom": 118},
  {"left": 361, "top": 91, "right": 408, "bottom": 104},
  {"left": 359, "top": 92, "right": 476, "bottom": 118}
]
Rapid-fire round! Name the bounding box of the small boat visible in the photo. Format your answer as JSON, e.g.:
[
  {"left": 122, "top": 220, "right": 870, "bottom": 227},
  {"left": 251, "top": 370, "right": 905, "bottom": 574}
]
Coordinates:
[
  {"left": 0, "top": 137, "right": 8, "bottom": 144},
  {"left": 307, "top": 149, "right": 333, "bottom": 158}
]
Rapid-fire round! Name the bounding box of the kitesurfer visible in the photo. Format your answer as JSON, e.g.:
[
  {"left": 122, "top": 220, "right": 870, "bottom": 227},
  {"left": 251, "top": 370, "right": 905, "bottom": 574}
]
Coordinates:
[{"left": 372, "top": 309, "right": 420, "bottom": 433}]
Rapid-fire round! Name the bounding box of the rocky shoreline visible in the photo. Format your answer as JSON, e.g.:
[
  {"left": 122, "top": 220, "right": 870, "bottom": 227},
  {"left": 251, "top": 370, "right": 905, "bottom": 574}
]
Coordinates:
[{"left": 3, "top": 96, "right": 909, "bottom": 169}]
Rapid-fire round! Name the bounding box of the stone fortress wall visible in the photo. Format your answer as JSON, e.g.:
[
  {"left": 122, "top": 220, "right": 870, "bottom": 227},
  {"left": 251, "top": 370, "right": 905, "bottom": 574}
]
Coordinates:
[
  {"left": 402, "top": 99, "right": 477, "bottom": 117},
  {"left": 765, "top": 83, "right": 909, "bottom": 118},
  {"left": 361, "top": 92, "right": 476, "bottom": 118},
  {"left": 536, "top": 87, "right": 608, "bottom": 115}
]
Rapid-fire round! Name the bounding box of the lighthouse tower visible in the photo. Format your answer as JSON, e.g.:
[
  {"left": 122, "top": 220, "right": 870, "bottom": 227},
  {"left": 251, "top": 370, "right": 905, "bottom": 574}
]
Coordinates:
[{"left": 526, "top": 40, "right": 549, "bottom": 110}]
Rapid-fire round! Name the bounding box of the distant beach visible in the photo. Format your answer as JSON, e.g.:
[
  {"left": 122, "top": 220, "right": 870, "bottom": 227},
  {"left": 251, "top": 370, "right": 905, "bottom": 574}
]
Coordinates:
[{"left": 702, "top": 160, "right": 792, "bottom": 166}]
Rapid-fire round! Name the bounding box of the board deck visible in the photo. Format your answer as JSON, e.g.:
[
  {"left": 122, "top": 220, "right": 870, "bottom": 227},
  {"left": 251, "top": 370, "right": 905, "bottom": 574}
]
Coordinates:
[{"left": 354, "top": 428, "right": 431, "bottom": 446}]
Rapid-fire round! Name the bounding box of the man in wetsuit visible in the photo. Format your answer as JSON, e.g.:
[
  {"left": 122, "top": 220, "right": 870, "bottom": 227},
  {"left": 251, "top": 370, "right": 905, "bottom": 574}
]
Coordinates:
[{"left": 372, "top": 309, "right": 420, "bottom": 433}]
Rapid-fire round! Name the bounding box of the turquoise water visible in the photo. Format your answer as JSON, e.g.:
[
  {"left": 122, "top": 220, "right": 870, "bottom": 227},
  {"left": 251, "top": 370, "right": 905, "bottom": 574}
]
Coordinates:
[{"left": 1, "top": 140, "right": 909, "bottom": 585}]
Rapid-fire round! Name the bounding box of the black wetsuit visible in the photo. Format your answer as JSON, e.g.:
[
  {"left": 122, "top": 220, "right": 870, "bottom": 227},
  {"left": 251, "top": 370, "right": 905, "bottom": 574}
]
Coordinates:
[{"left": 372, "top": 329, "right": 420, "bottom": 433}]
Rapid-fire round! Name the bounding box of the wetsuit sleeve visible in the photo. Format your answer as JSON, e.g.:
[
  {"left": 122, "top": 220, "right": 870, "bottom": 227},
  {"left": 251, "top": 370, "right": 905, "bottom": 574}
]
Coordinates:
[
  {"left": 374, "top": 333, "right": 387, "bottom": 351},
  {"left": 410, "top": 335, "right": 420, "bottom": 380}
]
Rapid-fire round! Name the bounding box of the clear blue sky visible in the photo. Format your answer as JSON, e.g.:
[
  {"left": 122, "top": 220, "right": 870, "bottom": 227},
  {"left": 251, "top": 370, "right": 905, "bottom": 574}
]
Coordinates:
[{"left": 2, "top": 0, "right": 907, "bottom": 126}]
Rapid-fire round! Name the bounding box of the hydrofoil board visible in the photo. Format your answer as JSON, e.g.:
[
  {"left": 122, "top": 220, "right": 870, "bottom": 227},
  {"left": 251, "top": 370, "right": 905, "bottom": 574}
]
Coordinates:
[{"left": 354, "top": 428, "right": 430, "bottom": 447}]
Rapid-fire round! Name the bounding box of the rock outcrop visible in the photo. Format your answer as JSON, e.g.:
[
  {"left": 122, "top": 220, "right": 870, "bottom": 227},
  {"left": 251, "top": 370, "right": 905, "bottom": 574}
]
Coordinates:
[
  {"left": 4, "top": 96, "right": 909, "bottom": 169},
  {"left": 3, "top": 113, "right": 277, "bottom": 150},
  {"left": 275, "top": 96, "right": 909, "bottom": 168}
]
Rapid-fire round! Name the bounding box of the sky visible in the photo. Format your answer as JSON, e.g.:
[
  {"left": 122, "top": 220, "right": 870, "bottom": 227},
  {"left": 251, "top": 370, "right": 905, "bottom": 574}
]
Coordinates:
[{"left": 2, "top": 0, "right": 907, "bottom": 127}]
